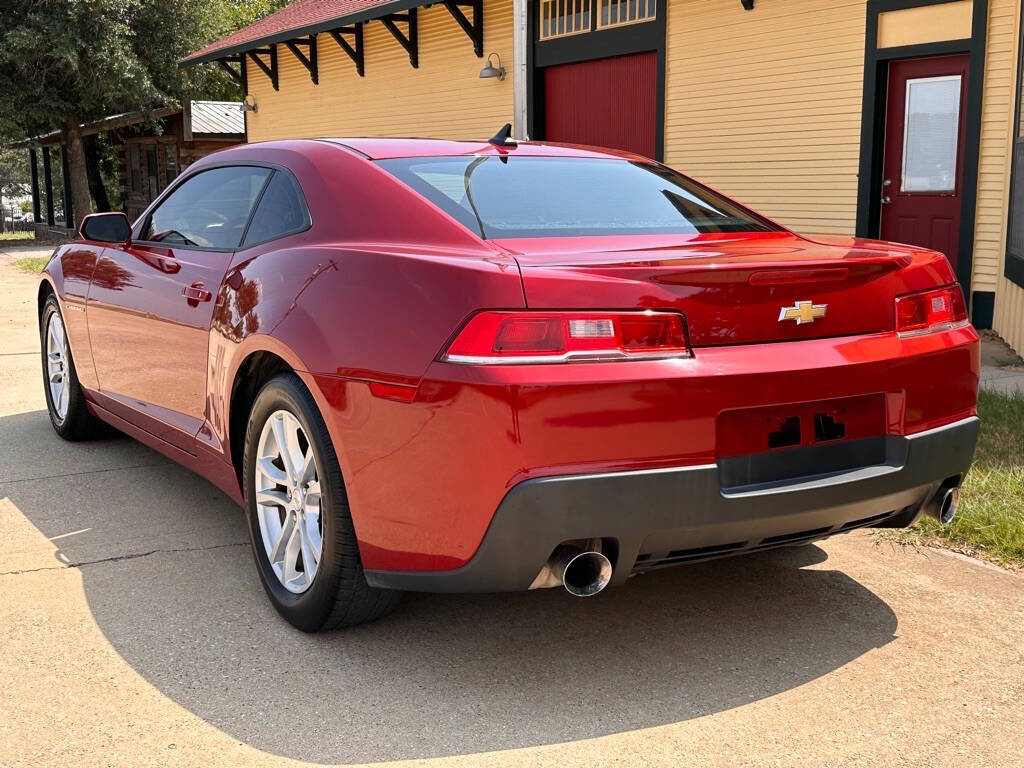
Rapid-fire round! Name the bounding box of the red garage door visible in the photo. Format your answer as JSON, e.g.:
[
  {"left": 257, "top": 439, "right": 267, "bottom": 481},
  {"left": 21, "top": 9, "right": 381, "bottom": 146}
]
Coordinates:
[{"left": 543, "top": 51, "right": 657, "bottom": 159}]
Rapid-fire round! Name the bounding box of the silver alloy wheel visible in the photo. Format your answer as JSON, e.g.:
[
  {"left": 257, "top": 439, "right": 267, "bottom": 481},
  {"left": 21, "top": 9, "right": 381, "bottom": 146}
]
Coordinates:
[
  {"left": 46, "top": 311, "right": 69, "bottom": 420},
  {"left": 255, "top": 410, "right": 323, "bottom": 593}
]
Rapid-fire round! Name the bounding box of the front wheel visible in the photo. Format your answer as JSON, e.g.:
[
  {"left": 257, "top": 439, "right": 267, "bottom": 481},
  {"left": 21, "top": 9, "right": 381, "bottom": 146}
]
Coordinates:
[
  {"left": 242, "top": 373, "right": 400, "bottom": 631},
  {"left": 40, "top": 295, "right": 104, "bottom": 440}
]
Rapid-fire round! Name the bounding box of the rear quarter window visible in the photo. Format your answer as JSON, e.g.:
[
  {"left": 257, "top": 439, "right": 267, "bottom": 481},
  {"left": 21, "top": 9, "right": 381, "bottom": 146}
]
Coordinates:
[{"left": 242, "top": 170, "right": 311, "bottom": 247}]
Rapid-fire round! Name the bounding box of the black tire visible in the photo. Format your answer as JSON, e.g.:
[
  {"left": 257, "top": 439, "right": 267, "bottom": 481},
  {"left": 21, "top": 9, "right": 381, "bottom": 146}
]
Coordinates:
[
  {"left": 243, "top": 372, "right": 401, "bottom": 631},
  {"left": 40, "top": 294, "right": 104, "bottom": 441}
]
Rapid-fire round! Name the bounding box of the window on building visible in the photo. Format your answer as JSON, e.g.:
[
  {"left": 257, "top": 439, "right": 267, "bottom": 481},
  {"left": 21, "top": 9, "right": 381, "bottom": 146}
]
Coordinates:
[
  {"left": 539, "top": 0, "right": 592, "bottom": 40},
  {"left": 597, "top": 0, "right": 656, "bottom": 29},
  {"left": 539, "top": 0, "right": 655, "bottom": 40},
  {"left": 129, "top": 145, "right": 141, "bottom": 195},
  {"left": 241, "top": 170, "right": 311, "bottom": 247},
  {"left": 1007, "top": 12, "right": 1024, "bottom": 288},
  {"left": 146, "top": 145, "right": 159, "bottom": 201},
  {"left": 165, "top": 145, "right": 178, "bottom": 184},
  {"left": 141, "top": 166, "right": 271, "bottom": 249}
]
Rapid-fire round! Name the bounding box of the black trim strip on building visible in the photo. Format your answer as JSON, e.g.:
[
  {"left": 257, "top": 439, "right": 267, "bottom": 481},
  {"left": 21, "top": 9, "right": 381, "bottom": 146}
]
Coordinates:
[{"left": 856, "top": 0, "right": 988, "bottom": 310}]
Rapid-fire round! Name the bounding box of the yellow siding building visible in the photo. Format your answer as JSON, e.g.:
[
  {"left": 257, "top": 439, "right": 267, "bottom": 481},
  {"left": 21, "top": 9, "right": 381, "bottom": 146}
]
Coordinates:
[{"left": 185, "top": 0, "right": 1024, "bottom": 354}]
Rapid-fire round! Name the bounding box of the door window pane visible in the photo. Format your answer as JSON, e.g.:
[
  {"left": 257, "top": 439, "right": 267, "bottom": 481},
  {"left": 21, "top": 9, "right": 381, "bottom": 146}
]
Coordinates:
[
  {"left": 902, "top": 75, "right": 961, "bottom": 192},
  {"left": 241, "top": 170, "right": 311, "bottom": 246},
  {"left": 141, "top": 166, "right": 270, "bottom": 249}
]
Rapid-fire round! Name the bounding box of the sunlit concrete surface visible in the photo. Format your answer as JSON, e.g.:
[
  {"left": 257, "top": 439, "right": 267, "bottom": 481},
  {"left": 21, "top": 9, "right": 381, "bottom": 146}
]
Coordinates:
[{"left": 2, "top": 249, "right": 1022, "bottom": 767}]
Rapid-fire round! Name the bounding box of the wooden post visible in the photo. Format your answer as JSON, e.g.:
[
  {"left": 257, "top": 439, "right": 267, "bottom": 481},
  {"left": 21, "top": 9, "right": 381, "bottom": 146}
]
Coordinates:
[
  {"left": 61, "top": 144, "right": 74, "bottom": 229},
  {"left": 29, "top": 149, "right": 41, "bottom": 223},
  {"left": 42, "top": 148, "right": 55, "bottom": 226}
]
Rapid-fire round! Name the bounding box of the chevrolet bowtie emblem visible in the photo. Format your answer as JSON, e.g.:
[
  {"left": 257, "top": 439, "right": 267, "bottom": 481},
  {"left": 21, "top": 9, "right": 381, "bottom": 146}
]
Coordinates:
[{"left": 778, "top": 300, "right": 828, "bottom": 325}]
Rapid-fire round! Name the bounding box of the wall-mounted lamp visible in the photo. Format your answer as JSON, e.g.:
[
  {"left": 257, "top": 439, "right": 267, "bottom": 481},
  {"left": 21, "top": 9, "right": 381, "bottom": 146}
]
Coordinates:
[
  {"left": 240, "top": 94, "right": 258, "bottom": 113},
  {"left": 741, "top": 0, "right": 755, "bottom": 9},
  {"left": 479, "top": 53, "right": 506, "bottom": 81}
]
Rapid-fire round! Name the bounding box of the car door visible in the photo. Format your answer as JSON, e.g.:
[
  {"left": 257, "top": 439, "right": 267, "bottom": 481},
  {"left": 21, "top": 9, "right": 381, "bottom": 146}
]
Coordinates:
[{"left": 86, "top": 165, "right": 272, "bottom": 452}]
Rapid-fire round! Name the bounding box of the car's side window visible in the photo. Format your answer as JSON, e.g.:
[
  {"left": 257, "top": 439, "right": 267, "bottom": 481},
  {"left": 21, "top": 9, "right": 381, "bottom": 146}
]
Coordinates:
[
  {"left": 140, "top": 166, "right": 272, "bottom": 249},
  {"left": 241, "top": 170, "right": 311, "bottom": 247}
]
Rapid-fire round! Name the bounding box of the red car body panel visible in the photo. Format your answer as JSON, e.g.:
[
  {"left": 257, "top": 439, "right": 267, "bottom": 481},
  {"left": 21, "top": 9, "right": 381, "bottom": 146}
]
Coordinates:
[{"left": 39, "top": 138, "right": 980, "bottom": 581}]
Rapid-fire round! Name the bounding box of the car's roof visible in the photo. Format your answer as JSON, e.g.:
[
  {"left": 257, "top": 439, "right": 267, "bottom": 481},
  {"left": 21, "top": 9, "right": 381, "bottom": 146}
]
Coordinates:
[{"left": 317, "top": 137, "right": 646, "bottom": 161}]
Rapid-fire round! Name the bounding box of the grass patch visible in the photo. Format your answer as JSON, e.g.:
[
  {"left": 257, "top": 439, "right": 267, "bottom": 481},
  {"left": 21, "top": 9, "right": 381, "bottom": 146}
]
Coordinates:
[
  {"left": 12, "top": 256, "right": 48, "bottom": 274},
  {"left": 0, "top": 231, "right": 35, "bottom": 243},
  {"left": 887, "top": 390, "right": 1024, "bottom": 568}
]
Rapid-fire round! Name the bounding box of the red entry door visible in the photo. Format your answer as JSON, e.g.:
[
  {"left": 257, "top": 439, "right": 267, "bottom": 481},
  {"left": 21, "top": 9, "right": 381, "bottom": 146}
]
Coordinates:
[
  {"left": 880, "top": 55, "right": 969, "bottom": 270},
  {"left": 543, "top": 51, "right": 657, "bottom": 159}
]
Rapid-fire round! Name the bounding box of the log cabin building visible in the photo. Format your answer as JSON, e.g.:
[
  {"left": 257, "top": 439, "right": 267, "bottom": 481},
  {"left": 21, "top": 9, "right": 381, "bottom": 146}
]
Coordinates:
[
  {"left": 26, "top": 101, "right": 244, "bottom": 234},
  {"left": 171, "top": 0, "right": 1021, "bottom": 356}
]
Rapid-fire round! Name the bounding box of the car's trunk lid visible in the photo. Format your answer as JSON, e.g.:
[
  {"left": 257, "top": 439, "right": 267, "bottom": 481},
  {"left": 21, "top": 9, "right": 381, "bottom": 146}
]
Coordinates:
[{"left": 494, "top": 231, "right": 947, "bottom": 347}]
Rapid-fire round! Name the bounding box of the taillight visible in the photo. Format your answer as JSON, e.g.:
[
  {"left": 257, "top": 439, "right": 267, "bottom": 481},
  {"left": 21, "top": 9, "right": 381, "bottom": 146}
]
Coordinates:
[
  {"left": 895, "top": 285, "right": 969, "bottom": 338},
  {"left": 441, "top": 311, "right": 690, "bottom": 364}
]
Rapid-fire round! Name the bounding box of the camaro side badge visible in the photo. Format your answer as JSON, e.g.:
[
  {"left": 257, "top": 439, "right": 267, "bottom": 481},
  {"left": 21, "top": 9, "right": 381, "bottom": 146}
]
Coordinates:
[{"left": 778, "top": 300, "right": 828, "bottom": 325}]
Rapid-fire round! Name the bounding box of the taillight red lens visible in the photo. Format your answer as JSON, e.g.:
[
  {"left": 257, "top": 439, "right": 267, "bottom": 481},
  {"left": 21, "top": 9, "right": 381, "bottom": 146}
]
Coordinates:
[
  {"left": 442, "top": 311, "right": 690, "bottom": 364},
  {"left": 894, "top": 285, "right": 969, "bottom": 337}
]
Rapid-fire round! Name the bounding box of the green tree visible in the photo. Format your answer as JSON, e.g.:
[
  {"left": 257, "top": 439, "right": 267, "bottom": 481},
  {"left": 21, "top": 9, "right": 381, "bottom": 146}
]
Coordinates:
[
  {"left": 0, "top": 147, "right": 29, "bottom": 199},
  {"left": 0, "top": 0, "right": 286, "bottom": 227}
]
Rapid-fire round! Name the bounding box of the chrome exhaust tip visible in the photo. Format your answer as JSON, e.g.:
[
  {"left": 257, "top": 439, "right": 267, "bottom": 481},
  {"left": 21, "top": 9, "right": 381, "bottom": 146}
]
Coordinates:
[
  {"left": 937, "top": 487, "right": 959, "bottom": 526},
  {"left": 559, "top": 550, "right": 613, "bottom": 597},
  {"left": 529, "top": 541, "right": 613, "bottom": 596},
  {"left": 923, "top": 480, "right": 961, "bottom": 526}
]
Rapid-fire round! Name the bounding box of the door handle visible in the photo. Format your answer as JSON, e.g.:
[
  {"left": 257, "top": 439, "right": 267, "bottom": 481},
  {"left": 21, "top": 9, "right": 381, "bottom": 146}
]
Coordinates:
[
  {"left": 183, "top": 282, "right": 212, "bottom": 303},
  {"left": 881, "top": 195, "right": 892, "bottom": 205}
]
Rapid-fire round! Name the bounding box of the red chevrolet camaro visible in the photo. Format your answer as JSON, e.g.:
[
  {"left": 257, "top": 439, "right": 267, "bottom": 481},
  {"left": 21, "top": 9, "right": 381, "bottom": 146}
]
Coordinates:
[{"left": 38, "top": 135, "right": 980, "bottom": 631}]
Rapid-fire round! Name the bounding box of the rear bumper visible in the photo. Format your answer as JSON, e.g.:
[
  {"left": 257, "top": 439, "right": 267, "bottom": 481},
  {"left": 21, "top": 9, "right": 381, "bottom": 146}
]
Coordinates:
[{"left": 365, "top": 416, "right": 979, "bottom": 592}]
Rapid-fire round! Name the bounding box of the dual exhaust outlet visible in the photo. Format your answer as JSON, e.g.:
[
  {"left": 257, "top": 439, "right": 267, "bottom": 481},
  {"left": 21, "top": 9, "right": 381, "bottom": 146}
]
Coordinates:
[
  {"left": 532, "top": 477, "right": 962, "bottom": 596},
  {"left": 530, "top": 540, "right": 613, "bottom": 597}
]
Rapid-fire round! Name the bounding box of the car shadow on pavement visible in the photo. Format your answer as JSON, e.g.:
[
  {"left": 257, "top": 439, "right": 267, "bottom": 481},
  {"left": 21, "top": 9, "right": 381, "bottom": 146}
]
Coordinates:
[{"left": 3, "top": 410, "right": 899, "bottom": 764}]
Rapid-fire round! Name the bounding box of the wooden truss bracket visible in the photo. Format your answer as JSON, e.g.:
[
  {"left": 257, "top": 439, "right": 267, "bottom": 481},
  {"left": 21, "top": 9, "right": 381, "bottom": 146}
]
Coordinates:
[
  {"left": 443, "top": 0, "right": 483, "bottom": 58},
  {"left": 285, "top": 34, "right": 319, "bottom": 84},
  {"left": 328, "top": 24, "right": 365, "bottom": 77},
  {"left": 380, "top": 9, "right": 418, "bottom": 68},
  {"left": 217, "top": 56, "right": 243, "bottom": 85},
  {"left": 247, "top": 45, "right": 279, "bottom": 91}
]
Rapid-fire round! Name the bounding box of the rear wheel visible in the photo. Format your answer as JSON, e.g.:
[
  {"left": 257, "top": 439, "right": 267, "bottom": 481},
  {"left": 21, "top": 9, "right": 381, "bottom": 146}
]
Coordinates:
[
  {"left": 40, "top": 295, "right": 104, "bottom": 440},
  {"left": 242, "top": 373, "right": 400, "bottom": 631}
]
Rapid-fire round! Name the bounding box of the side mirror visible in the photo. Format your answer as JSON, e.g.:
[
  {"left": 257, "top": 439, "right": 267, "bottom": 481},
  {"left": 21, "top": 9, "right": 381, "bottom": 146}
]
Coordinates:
[{"left": 79, "top": 212, "right": 132, "bottom": 245}]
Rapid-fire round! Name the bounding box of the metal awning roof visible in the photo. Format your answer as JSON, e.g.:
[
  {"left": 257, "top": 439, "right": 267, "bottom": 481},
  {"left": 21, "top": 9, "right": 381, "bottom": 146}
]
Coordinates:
[{"left": 13, "top": 102, "right": 243, "bottom": 147}]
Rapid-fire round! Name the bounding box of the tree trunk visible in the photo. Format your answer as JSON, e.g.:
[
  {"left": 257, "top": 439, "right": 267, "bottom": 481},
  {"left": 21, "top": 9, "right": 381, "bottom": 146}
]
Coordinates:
[
  {"left": 62, "top": 115, "right": 93, "bottom": 229},
  {"left": 83, "top": 136, "right": 111, "bottom": 212}
]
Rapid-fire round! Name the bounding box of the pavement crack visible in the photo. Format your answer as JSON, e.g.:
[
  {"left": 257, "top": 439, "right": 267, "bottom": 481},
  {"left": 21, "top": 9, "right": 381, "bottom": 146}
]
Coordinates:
[
  {"left": 0, "top": 541, "right": 248, "bottom": 577},
  {"left": 1, "top": 461, "right": 172, "bottom": 485}
]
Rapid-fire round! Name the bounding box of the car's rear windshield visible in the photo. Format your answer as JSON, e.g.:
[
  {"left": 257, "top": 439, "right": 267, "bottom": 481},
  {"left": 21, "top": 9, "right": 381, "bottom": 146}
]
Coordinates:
[{"left": 375, "top": 155, "right": 780, "bottom": 239}]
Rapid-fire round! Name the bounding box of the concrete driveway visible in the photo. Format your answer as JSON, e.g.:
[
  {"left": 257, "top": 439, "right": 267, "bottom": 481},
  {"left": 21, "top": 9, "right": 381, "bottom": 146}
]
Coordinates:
[{"left": 1, "top": 249, "right": 1022, "bottom": 767}]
